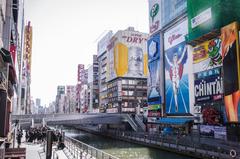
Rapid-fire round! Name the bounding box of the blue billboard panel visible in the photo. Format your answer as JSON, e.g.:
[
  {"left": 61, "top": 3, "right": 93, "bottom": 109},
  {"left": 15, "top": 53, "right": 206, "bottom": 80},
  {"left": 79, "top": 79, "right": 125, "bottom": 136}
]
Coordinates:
[
  {"left": 164, "top": 41, "right": 190, "bottom": 114},
  {"left": 147, "top": 34, "right": 162, "bottom": 104}
]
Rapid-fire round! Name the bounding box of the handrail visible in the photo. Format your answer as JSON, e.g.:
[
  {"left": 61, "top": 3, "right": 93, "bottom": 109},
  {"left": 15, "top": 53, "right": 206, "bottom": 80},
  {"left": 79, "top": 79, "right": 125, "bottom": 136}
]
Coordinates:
[
  {"left": 64, "top": 135, "right": 119, "bottom": 159},
  {"left": 135, "top": 115, "right": 145, "bottom": 131},
  {"left": 125, "top": 114, "right": 138, "bottom": 131}
]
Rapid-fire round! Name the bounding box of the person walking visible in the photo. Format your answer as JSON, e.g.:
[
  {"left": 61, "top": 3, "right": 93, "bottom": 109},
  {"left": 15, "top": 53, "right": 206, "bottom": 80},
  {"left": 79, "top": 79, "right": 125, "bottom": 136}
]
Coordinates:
[{"left": 17, "top": 129, "right": 23, "bottom": 148}]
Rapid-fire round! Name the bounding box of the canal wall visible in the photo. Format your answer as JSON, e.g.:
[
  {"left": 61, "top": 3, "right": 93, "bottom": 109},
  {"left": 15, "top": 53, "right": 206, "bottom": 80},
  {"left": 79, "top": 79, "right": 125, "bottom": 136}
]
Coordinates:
[{"left": 70, "top": 125, "right": 240, "bottom": 159}]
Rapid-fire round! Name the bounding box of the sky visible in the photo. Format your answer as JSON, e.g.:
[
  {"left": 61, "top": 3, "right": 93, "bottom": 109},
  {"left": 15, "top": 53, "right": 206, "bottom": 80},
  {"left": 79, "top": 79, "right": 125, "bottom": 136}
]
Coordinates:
[{"left": 25, "top": 0, "right": 149, "bottom": 106}]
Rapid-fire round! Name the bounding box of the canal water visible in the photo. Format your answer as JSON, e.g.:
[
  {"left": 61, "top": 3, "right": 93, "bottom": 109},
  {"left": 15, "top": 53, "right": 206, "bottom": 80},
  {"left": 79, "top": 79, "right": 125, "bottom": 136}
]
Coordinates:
[{"left": 62, "top": 127, "right": 194, "bottom": 159}]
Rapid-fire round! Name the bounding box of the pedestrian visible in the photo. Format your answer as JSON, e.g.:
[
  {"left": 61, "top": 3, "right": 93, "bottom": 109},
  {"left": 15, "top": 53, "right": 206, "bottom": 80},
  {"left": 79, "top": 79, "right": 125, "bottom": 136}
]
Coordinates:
[{"left": 17, "top": 129, "right": 23, "bottom": 148}]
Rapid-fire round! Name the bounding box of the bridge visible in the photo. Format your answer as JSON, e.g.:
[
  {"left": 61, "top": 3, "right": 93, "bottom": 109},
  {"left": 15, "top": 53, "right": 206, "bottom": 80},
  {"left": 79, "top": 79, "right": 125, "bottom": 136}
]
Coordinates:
[{"left": 11, "top": 113, "right": 146, "bottom": 132}]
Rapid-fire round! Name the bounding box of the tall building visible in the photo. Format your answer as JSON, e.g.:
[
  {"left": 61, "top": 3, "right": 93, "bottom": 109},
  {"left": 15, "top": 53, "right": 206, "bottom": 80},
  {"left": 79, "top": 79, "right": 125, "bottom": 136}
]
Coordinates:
[
  {"left": 97, "top": 31, "right": 113, "bottom": 112},
  {"left": 87, "top": 55, "right": 99, "bottom": 113},
  {"left": 106, "top": 27, "right": 148, "bottom": 113},
  {"left": 55, "top": 85, "right": 65, "bottom": 113},
  {"left": 0, "top": 0, "right": 26, "bottom": 148},
  {"left": 66, "top": 85, "right": 77, "bottom": 113},
  {"left": 76, "top": 64, "right": 88, "bottom": 113}
]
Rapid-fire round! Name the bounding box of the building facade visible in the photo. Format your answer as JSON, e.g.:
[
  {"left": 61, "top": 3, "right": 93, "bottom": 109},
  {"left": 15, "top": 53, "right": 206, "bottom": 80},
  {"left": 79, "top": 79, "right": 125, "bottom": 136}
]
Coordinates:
[
  {"left": 87, "top": 55, "right": 99, "bottom": 113},
  {"left": 106, "top": 27, "right": 148, "bottom": 114},
  {"left": 97, "top": 31, "right": 113, "bottom": 113}
]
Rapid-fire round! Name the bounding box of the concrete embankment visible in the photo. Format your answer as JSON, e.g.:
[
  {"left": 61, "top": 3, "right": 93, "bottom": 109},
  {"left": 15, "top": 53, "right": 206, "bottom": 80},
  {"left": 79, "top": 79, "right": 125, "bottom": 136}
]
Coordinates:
[{"left": 69, "top": 125, "right": 240, "bottom": 159}]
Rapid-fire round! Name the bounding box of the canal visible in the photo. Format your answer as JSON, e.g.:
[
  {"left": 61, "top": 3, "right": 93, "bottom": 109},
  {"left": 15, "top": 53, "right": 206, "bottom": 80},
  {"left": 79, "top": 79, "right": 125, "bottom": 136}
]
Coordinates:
[{"left": 62, "top": 127, "right": 194, "bottom": 159}]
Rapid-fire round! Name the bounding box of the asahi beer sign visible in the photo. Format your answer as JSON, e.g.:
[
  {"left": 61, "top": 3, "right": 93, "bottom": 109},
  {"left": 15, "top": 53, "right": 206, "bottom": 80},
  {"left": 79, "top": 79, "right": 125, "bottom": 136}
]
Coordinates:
[
  {"left": 148, "top": 0, "right": 161, "bottom": 35},
  {"left": 194, "top": 68, "right": 223, "bottom": 103}
]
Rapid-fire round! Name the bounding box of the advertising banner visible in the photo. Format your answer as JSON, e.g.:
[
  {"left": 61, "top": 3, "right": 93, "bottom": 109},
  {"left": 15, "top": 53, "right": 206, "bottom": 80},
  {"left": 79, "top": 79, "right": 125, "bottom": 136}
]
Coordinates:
[
  {"left": 107, "top": 30, "right": 148, "bottom": 81},
  {"left": 148, "top": 110, "right": 161, "bottom": 117},
  {"left": 147, "top": 34, "right": 162, "bottom": 104},
  {"left": 148, "top": 0, "right": 161, "bottom": 35},
  {"left": 194, "top": 68, "right": 223, "bottom": 104},
  {"left": 161, "top": 0, "right": 187, "bottom": 27},
  {"left": 221, "top": 22, "right": 240, "bottom": 123},
  {"left": 148, "top": 104, "right": 161, "bottom": 111},
  {"left": 193, "top": 37, "right": 222, "bottom": 73},
  {"left": 200, "top": 125, "right": 226, "bottom": 139},
  {"left": 164, "top": 19, "right": 190, "bottom": 114}
]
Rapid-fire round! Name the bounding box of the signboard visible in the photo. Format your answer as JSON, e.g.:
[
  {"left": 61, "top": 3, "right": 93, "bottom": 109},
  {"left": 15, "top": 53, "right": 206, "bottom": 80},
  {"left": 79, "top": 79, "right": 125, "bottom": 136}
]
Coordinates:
[
  {"left": 97, "top": 31, "right": 113, "bottom": 56},
  {"left": 200, "top": 125, "right": 226, "bottom": 139},
  {"left": 164, "top": 19, "right": 190, "bottom": 114},
  {"left": 148, "top": 0, "right": 161, "bottom": 35},
  {"left": 191, "top": 8, "right": 212, "bottom": 29},
  {"left": 221, "top": 22, "right": 240, "bottom": 122},
  {"left": 107, "top": 30, "right": 148, "bottom": 81},
  {"left": 161, "top": 0, "right": 187, "bottom": 27},
  {"left": 193, "top": 37, "right": 222, "bottom": 73},
  {"left": 194, "top": 68, "right": 223, "bottom": 104},
  {"left": 106, "top": 108, "right": 118, "bottom": 113},
  {"left": 122, "top": 107, "right": 135, "bottom": 113},
  {"left": 148, "top": 104, "right": 161, "bottom": 110},
  {"left": 147, "top": 34, "right": 162, "bottom": 103},
  {"left": 148, "top": 110, "right": 161, "bottom": 117}
]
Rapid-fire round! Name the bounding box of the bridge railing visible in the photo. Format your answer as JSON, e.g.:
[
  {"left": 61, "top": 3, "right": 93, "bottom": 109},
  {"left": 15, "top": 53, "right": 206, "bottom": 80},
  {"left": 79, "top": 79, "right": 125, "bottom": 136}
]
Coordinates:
[{"left": 64, "top": 135, "right": 119, "bottom": 159}]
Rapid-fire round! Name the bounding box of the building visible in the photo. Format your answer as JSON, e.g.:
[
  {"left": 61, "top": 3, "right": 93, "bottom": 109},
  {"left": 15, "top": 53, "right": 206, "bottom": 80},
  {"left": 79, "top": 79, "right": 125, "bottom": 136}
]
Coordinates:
[
  {"left": 76, "top": 64, "right": 88, "bottom": 112},
  {"left": 0, "top": 0, "right": 27, "bottom": 155},
  {"left": 55, "top": 85, "right": 65, "bottom": 113},
  {"left": 87, "top": 55, "right": 99, "bottom": 113},
  {"left": 106, "top": 27, "right": 148, "bottom": 114},
  {"left": 97, "top": 31, "right": 113, "bottom": 112},
  {"left": 66, "top": 85, "right": 77, "bottom": 113}
]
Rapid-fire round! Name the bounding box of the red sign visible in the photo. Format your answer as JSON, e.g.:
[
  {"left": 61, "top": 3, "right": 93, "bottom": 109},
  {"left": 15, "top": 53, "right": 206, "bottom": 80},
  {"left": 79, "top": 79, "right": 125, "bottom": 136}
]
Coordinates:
[{"left": 10, "top": 45, "right": 16, "bottom": 64}]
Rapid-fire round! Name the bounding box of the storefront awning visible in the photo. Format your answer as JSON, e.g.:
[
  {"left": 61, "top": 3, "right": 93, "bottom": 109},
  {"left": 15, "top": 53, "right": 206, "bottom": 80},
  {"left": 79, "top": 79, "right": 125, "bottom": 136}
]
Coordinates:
[
  {"left": 0, "top": 48, "right": 13, "bottom": 64},
  {"left": 156, "top": 117, "right": 193, "bottom": 125}
]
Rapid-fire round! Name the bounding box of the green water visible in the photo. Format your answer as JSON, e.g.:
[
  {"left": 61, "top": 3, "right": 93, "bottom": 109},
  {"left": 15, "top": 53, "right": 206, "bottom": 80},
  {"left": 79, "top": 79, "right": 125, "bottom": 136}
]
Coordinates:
[{"left": 64, "top": 128, "right": 194, "bottom": 159}]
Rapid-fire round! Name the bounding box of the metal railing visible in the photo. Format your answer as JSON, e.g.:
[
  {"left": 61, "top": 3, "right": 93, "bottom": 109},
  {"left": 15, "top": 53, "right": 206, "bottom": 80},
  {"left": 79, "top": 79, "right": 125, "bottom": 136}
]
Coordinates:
[
  {"left": 134, "top": 115, "right": 145, "bottom": 131},
  {"left": 104, "top": 130, "right": 240, "bottom": 159},
  {"left": 64, "top": 136, "right": 119, "bottom": 159},
  {"left": 123, "top": 114, "right": 138, "bottom": 131}
]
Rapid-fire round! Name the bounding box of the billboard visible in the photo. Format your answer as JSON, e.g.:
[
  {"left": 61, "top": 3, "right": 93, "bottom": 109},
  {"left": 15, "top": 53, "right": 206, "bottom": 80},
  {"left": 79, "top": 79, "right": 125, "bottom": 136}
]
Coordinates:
[
  {"left": 107, "top": 30, "right": 148, "bottom": 81},
  {"left": 164, "top": 19, "right": 190, "bottom": 114},
  {"left": 194, "top": 68, "right": 223, "bottom": 104},
  {"left": 161, "top": 0, "right": 187, "bottom": 27},
  {"left": 147, "top": 34, "right": 162, "bottom": 104},
  {"left": 193, "top": 37, "right": 222, "bottom": 73},
  {"left": 221, "top": 22, "right": 240, "bottom": 122},
  {"left": 148, "top": 0, "right": 161, "bottom": 35}
]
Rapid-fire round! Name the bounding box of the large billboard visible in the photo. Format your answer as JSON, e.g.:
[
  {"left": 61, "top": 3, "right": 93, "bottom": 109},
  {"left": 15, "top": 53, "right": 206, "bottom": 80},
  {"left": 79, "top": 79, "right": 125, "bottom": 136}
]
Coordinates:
[
  {"left": 193, "top": 37, "right": 222, "bottom": 73},
  {"left": 221, "top": 22, "right": 240, "bottom": 122},
  {"left": 107, "top": 30, "right": 148, "bottom": 81},
  {"left": 194, "top": 68, "right": 223, "bottom": 104},
  {"left": 147, "top": 34, "right": 162, "bottom": 103},
  {"left": 164, "top": 19, "right": 190, "bottom": 114},
  {"left": 161, "top": 0, "right": 187, "bottom": 27},
  {"left": 148, "top": 0, "right": 161, "bottom": 35}
]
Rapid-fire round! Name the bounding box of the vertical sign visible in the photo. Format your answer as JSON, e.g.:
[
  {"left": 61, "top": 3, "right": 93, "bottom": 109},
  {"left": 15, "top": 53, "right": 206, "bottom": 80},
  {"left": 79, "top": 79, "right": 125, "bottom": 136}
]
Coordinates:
[
  {"left": 148, "top": 0, "right": 161, "bottom": 35},
  {"left": 164, "top": 19, "right": 190, "bottom": 114}
]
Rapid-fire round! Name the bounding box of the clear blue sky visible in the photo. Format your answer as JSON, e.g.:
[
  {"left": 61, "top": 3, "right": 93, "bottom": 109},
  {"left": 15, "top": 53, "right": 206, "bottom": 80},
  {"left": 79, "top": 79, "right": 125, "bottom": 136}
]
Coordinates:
[{"left": 25, "top": 0, "right": 149, "bottom": 106}]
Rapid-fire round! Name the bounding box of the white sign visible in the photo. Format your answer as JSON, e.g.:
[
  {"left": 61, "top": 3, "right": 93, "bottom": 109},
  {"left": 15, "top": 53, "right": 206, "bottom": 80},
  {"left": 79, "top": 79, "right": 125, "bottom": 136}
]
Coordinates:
[
  {"left": 191, "top": 8, "right": 212, "bottom": 29},
  {"left": 122, "top": 108, "right": 135, "bottom": 112},
  {"left": 148, "top": 0, "right": 161, "bottom": 35},
  {"left": 164, "top": 19, "right": 188, "bottom": 50},
  {"left": 107, "top": 108, "right": 118, "bottom": 113}
]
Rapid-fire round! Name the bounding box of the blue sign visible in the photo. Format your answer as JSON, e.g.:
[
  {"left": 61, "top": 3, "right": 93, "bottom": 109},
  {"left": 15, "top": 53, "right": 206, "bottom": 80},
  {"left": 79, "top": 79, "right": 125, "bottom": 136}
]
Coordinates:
[
  {"left": 164, "top": 41, "right": 190, "bottom": 114},
  {"left": 147, "top": 34, "right": 162, "bottom": 103}
]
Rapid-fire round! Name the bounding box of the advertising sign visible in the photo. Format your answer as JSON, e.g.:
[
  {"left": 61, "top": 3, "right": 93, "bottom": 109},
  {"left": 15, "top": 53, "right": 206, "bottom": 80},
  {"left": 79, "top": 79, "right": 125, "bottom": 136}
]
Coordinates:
[
  {"left": 97, "top": 31, "right": 113, "bottom": 56},
  {"left": 221, "top": 22, "right": 240, "bottom": 123},
  {"left": 200, "top": 125, "right": 226, "bottom": 139},
  {"left": 164, "top": 19, "right": 190, "bottom": 114},
  {"left": 194, "top": 68, "right": 223, "bottom": 104},
  {"left": 193, "top": 37, "right": 222, "bottom": 73},
  {"left": 147, "top": 34, "right": 162, "bottom": 103},
  {"left": 148, "top": 0, "right": 161, "bottom": 35},
  {"left": 107, "top": 30, "right": 148, "bottom": 81},
  {"left": 161, "top": 0, "right": 187, "bottom": 27},
  {"left": 148, "top": 110, "right": 161, "bottom": 117}
]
